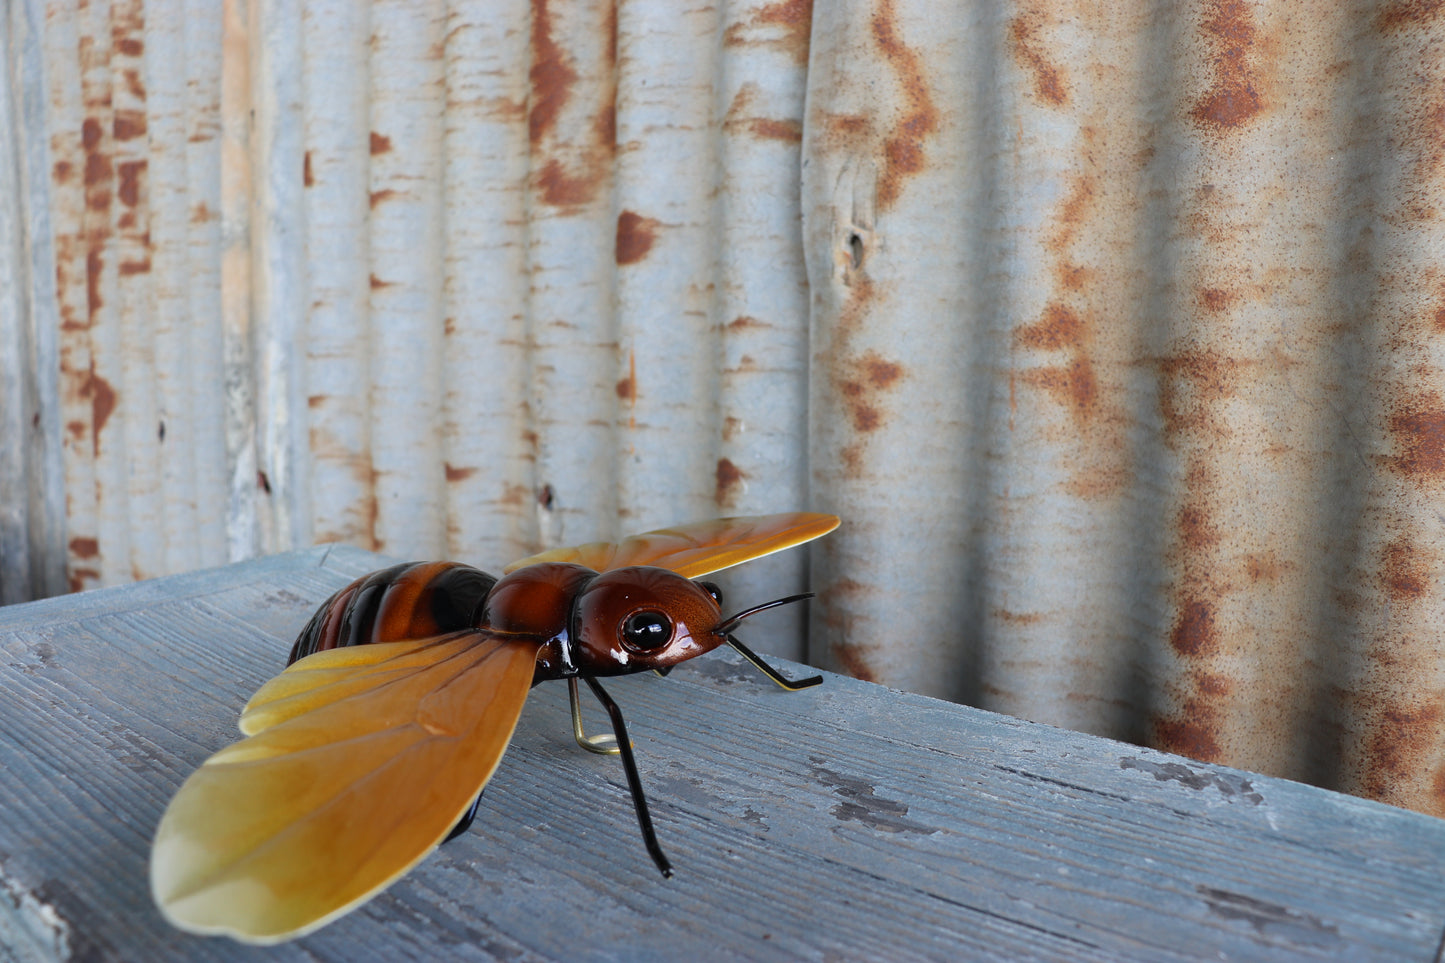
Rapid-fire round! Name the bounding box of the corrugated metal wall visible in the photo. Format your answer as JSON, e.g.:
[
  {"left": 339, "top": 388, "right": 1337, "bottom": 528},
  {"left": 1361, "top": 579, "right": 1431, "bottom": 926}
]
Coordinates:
[{"left": 6, "top": 0, "right": 1445, "bottom": 818}]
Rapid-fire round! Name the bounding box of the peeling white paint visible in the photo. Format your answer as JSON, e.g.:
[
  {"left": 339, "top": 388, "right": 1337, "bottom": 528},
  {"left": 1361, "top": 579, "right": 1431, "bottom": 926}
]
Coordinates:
[{"left": 0, "top": 864, "right": 72, "bottom": 963}]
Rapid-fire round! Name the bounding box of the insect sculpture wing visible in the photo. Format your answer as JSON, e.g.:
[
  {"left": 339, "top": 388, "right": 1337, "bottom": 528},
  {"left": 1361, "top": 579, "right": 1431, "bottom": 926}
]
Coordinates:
[
  {"left": 506, "top": 511, "right": 839, "bottom": 577},
  {"left": 151, "top": 512, "right": 838, "bottom": 944},
  {"left": 151, "top": 632, "right": 540, "bottom": 943}
]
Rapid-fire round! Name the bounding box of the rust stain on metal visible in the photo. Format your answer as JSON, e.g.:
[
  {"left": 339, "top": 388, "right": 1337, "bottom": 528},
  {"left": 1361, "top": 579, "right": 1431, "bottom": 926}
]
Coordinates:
[
  {"left": 596, "top": 0, "right": 619, "bottom": 148},
  {"left": 1394, "top": 90, "right": 1445, "bottom": 223},
  {"left": 370, "top": 132, "right": 392, "bottom": 155},
  {"left": 536, "top": 157, "right": 597, "bottom": 207},
  {"left": 1245, "top": 552, "right": 1294, "bottom": 583},
  {"left": 1008, "top": 14, "right": 1069, "bottom": 107},
  {"left": 1386, "top": 394, "right": 1445, "bottom": 477},
  {"left": 722, "top": 0, "right": 814, "bottom": 64},
  {"left": 444, "top": 463, "right": 477, "bottom": 483},
  {"left": 1170, "top": 597, "right": 1218, "bottom": 658},
  {"left": 616, "top": 350, "right": 636, "bottom": 403},
  {"left": 861, "top": 353, "right": 903, "bottom": 389},
  {"left": 1155, "top": 699, "right": 1224, "bottom": 762},
  {"left": 1177, "top": 500, "right": 1221, "bottom": 551},
  {"left": 1380, "top": 537, "right": 1430, "bottom": 601},
  {"left": 1195, "top": 672, "right": 1232, "bottom": 699},
  {"left": 1021, "top": 358, "right": 1098, "bottom": 419},
  {"left": 1198, "top": 287, "right": 1236, "bottom": 312},
  {"left": 303, "top": 151, "right": 314, "bottom": 187},
  {"left": 369, "top": 188, "right": 402, "bottom": 209},
  {"left": 364, "top": 466, "right": 380, "bottom": 551},
  {"left": 1191, "top": 0, "right": 1267, "bottom": 133},
  {"left": 369, "top": 274, "right": 395, "bottom": 290},
  {"left": 601, "top": 0, "right": 618, "bottom": 68},
  {"left": 1159, "top": 351, "right": 1248, "bottom": 438},
  {"left": 85, "top": 249, "right": 105, "bottom": 316},
  {"left": 822, "top": 254, "right": 884, "bottom": 477},
  {"left": 747, "top": 118, "right": 803, "bottom": 142},
  {"left": 726, "top": 315, "right": 770, "bottom": 331},
  {"left": 838, "top": 350, "right": 905, "bottom": 433},
  {"left": 830, "top": 642, "right": 876, "bottom": 683},
  {"left": 1014, "top": 169, "right": 1120, "bottom": 453},
  {"left": 116, "top": 160, "right": 145, "bottom": 207},
  {"left": 724, "top": 84, "right": 803, "bottom": 143},
  {"left": 119, "top": 258, "right": 151, "bottom": 276},
  {"left": 1377, "top": 0, "right": 1445, "bottom": 32},
  {"left": 1017, "top": 302, "right": 1084, "bottom": 351},
  {"left": 68, "top": 568, "right": 100, "bottom": 594},
  {"left": 1047, "top": 173, "right": 1094, "bottom": 259},
  {"left": 715, "top": 458, "right": 745, "bottom": 507},
  {"left": 1363, "top": 701, "right": 1445, "bottom": 802},
  {"left": 871, "top": 0, "right": 940, "bottom": 210},
  {"left": 88, "top": 371, "right": 117, "bottom": 456},
  {"left": 82, "top": 119, "right": 111, "bottom": 190},
  {"left": 1016, "top": 302, "right": 1101, "bottom": 426},
  {"left": 822, "top": 111, "right": 870, "bottom": 140},
  {"left": 594, "top": 98, "right": 617, "bottom": 152},
  {"left": 993, "top": 608, "right": 1044, "bottom": 625},
  {"left": 113, "top": 110, "right": 147, "bottom": 141},
  {"left": 529, "top": 0, "right": 578, "bottom": 145},
  {"left": 68, "top": 537, "right": 99, "bottom": 559},
  {"left": 615, "top": 210, "right": 660, "bottom": 265}
]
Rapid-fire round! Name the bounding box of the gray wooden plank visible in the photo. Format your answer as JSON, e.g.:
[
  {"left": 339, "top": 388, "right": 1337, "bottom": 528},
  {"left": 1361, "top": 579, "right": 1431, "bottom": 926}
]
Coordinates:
[{"left": 1, "top": 547, "right": 1444, "bottom": 961}]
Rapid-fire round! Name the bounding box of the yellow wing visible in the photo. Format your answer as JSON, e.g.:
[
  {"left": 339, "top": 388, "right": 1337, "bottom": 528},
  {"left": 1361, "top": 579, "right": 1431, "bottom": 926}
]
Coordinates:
[
  {"left": 505, "top": 512, "right": 840, "bottom": 578},
  {"left": 150, "top": 631, "right": 541, "bottom": 944}
]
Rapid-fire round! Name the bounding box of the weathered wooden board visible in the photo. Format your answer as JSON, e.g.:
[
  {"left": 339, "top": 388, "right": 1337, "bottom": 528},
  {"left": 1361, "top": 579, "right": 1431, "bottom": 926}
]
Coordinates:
[{"left": 2, "top": 546, "right": 1444, "bottom": 961}]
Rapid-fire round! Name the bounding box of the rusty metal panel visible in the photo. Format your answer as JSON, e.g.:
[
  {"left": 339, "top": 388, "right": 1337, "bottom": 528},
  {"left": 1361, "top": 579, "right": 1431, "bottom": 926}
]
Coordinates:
[
  {"left": 299, "top": 0, "right": 373, "bottom": 554},
  {"left": 437, "top": 0, "right": 535, "bottom": 567},
  {"left": 7, "top": 0, "right": 818, "bottom": 647},
  {"left": 803, "top": 0, "right": 1445, "bottom": 818},
  {"left": 1, "top": 0, "right": 68, "bottom": 603},
  {"left": 13, "top": 0, "right": 1445, "bottom": 821}
]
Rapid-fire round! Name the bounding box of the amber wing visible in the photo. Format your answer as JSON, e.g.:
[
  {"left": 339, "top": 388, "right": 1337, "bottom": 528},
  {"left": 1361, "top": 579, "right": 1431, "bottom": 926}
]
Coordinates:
[
  {"left": 504, "top": 512, "right": 840, "bottom": 578},
  {"left": 151, "top": 631, "right": 540, "bottom": 944}
]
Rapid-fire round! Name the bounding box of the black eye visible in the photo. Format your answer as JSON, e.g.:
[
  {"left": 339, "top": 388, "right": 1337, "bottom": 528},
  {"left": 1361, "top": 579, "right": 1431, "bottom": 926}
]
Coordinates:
[
  {"left": 622, "top": 611, "right": 672, "bottom": 650},
  {"left": 698, "top": 581, "right": 723, "bottom": 605}
]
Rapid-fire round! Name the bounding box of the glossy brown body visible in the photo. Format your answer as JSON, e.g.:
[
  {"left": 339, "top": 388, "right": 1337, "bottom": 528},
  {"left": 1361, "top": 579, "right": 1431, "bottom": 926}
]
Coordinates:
[
  {"left": 291, "top": 561, "right": 731, "bottom": 682},
  {"left": 288, "top": 561, "right": 497, "bottom": 664}
]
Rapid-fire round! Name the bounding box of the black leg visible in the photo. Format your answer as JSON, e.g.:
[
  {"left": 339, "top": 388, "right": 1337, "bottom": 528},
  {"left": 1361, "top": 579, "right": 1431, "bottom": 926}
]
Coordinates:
[
  {"left": 443, "top": 790, "right": 483, "bottom": 843},
  {"left": 583, "top": 676, "right": 673, "bottom": 878}
]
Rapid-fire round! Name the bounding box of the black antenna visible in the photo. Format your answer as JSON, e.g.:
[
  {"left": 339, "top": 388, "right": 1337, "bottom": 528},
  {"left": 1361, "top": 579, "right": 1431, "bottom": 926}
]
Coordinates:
[{"left": 715, "top": 592, "right": 814, "bottom": 636}]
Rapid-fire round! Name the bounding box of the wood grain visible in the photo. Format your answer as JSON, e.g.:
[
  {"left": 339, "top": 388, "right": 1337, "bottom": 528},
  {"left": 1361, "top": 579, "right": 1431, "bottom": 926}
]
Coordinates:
[{"left": 1, "top": 545, "right": 1443, "bottom": 960}]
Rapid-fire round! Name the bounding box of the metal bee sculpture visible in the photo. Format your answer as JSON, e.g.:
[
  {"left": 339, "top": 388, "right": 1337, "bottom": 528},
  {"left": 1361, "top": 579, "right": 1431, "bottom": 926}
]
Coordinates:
[{"left": 150, "top": 512, "right": 839, "bottom": 943}]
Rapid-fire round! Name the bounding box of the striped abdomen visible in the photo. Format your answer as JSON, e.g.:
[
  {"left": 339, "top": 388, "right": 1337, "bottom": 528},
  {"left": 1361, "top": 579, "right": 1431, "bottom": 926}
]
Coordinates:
[{"left": 289, "top": 561, "right": 499, "bottom": 665}]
